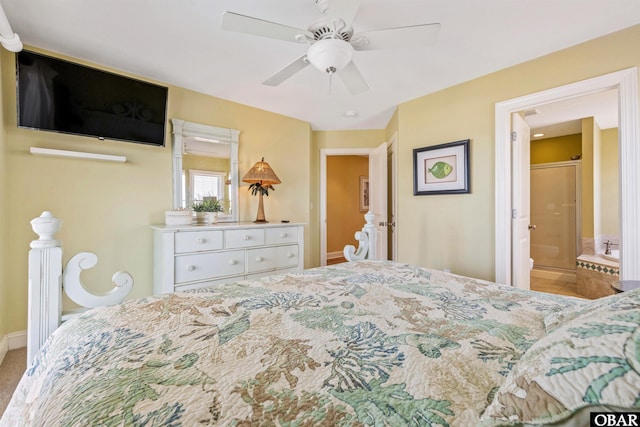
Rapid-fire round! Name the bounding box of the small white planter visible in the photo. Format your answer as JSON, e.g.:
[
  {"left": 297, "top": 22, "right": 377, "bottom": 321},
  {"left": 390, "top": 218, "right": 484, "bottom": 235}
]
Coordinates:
[{"left": 204, "top": 212, "right": 218, "bottom": 224}]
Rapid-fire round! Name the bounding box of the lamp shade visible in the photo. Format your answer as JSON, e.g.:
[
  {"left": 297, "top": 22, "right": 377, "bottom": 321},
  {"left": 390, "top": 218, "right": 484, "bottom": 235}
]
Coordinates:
[
  {"left": 242, "top": 158, "right": 281, "bottom": 185},
  {"left": 307, "top": 38, "right": 354, "bottom": 74}
]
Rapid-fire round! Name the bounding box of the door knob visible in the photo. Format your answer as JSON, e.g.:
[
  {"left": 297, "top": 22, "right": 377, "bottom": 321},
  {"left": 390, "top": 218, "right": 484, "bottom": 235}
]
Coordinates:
[
  {"left": 378, "top": 221, "right": 396, "bottom": 227},
  {"left": 528, "top": 224, "right": 537, "bottom": 230}
]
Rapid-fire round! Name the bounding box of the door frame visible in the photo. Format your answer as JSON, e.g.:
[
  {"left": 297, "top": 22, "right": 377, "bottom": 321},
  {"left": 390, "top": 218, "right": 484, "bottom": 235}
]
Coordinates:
[
  {"left": 388, "top": 132, "right": 399, "bottom": 261},
  {"left": 495, "top": 67, "right": 640, "bottom": 285},
  {"left": 320, "top": 144, "right": 396, "bottom": 266},
  {"left": 320, "top": 148, "right": 372, "bottom": 266}
]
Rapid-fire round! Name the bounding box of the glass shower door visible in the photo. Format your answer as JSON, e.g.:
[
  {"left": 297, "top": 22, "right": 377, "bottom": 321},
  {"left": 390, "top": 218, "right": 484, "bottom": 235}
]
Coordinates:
[{"left": 530, "top": 163, "right": 578, "bottom": 271}]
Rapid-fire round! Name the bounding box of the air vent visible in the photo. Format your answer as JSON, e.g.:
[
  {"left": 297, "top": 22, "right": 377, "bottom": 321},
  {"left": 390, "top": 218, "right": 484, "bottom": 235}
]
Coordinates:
[{"left": 309, "top": 24, "right": 352, "bottom": 41}]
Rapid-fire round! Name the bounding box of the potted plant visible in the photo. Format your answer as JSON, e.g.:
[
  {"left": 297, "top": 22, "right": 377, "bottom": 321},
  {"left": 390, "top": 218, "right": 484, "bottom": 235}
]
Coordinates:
[{"left": 192, "top": 198, "right": 223, "bottom": 224}]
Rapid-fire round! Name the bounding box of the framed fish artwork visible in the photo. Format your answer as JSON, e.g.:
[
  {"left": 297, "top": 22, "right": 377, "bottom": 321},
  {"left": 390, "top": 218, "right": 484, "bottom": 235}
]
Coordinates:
[{"left": 413, "top": 139, "right": 470, "bottom": 195}]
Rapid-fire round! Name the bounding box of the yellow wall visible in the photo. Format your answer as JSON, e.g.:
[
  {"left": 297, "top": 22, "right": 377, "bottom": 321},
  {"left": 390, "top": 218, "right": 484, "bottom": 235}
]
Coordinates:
[
  {"left": 385, "top": 108, "right": 399, "bottom": 143},
  {"left": 313, "top": 129, "right": 387, "bottom": 151},
  {"left": 581, "top": 117, "right": 598, "bottom": 239},
  {"left": 327, "top": 156, "right": 368, "bottom": 252},
  {"left": 0, "top": 50, "right": 7, "bottom": 341},
  {"left": 395, "top": 24, "right": 640, "bottom": 280},
  {"left": 182, "top": 155, "right": 229, "bottom": 176},
  {"left": 531, "top": 134, "right": 582, "bottom": 164},
  {"left": 3, "top": 24, "right": 640, "bottom": 337},
  {"left": 2, "top": 46, "right": 311, "bottom": 333},
  {"left": 601, "top": 128, "right": 619, "bottom": 236}
]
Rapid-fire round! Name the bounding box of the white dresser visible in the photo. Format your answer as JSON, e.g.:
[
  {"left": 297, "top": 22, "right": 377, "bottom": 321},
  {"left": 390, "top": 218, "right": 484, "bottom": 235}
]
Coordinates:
[{"left": 152, "top": 222, "right": 305, "bottom": 294}]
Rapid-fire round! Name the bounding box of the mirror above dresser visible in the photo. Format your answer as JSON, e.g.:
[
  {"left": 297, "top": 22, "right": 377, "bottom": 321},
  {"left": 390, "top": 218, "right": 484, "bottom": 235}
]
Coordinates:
[{"left": 171, "top": 119, "right": 239, "bottom": 222}]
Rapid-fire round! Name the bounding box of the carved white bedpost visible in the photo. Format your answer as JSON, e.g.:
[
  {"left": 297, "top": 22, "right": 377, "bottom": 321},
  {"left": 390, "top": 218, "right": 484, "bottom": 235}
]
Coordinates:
[
  {"left": 343, "top": 211, "right": 377, "bottom": 261},
  {"left": 28, "top": 211, "right": 63, "bottom": 365}
]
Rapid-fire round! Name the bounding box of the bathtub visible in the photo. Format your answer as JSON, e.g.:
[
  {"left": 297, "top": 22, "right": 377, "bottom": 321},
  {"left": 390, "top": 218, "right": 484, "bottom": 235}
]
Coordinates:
[
  {"left": 576, "top": 251, "right": 620, "bottom": 299},
  {"left": 601, "top": 249, "right": 620, "bottom": 262}
]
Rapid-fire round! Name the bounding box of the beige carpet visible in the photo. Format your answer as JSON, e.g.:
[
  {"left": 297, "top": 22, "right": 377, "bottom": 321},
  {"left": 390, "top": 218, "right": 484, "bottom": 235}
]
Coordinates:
[{"left": 0, "top": 347, "right": 27, "bottom": 418}]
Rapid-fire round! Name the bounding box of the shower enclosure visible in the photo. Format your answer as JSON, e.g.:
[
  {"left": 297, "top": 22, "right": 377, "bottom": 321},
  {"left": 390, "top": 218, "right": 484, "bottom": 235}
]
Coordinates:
[{"left": 530, "top": 162, "right": 580, "bottom": 271}]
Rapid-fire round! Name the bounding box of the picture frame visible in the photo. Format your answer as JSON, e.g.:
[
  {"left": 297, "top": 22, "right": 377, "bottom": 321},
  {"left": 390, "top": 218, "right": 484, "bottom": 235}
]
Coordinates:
[
  {"left": 413, "top": 139, "right": 470, "bottom": 195},
  {"left": 359, "top": 176, "right": 369, "bottom": 211}
]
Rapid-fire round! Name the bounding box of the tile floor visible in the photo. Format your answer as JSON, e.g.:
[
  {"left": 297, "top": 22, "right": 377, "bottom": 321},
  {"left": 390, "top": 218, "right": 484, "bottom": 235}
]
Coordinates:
[{"left": 530, "top": 276, "right": 586, "bottom": 299}]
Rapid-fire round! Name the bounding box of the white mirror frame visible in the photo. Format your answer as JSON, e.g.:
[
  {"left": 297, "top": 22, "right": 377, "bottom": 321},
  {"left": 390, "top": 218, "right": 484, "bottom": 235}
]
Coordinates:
[{"left": 171, "top": 118, "right": 240, "bottom": 222}]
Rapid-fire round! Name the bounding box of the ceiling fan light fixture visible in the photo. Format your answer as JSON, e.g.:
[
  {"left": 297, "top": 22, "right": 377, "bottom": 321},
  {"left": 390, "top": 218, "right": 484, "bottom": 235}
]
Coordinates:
[{"left": 307, "top": 38, "right": 353, "bottom": 74}]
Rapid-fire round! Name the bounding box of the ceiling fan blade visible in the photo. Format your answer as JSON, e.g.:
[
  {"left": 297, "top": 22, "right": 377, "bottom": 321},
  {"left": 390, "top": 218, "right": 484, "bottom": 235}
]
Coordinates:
[
  {"left": 263, "top": 54, "right": 310, "bottom": 86},
  {"left": 320, "top": 0, "right": 361, "bottom": 27},
  {"left": 222, "top": 12, "right": 313, "bottom": 43},
  {"left": 351, "top": 23, "right": 441, "bottom": 51},
  {"left": 338, "top": 61, "right": 369, "bottom": 95}
]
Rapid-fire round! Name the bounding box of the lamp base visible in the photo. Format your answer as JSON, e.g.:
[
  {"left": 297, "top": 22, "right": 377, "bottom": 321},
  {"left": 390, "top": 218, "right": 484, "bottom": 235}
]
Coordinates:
[{"left": 254, "top": 193, "right": 268, "bottom": 223}]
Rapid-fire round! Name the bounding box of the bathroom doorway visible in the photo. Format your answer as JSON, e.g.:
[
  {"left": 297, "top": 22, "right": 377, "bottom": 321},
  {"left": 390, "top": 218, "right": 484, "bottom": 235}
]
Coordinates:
[{"left": 495, "top": 68, "right": 639, "bottom": 288}]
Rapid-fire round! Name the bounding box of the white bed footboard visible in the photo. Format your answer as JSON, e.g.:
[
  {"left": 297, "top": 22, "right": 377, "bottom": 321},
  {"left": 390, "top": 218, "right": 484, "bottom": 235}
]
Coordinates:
[
  {"left": 27, "top": 211, "right": 133, "bottom": 364},
  {"left": 343, "top": 211, "right": 377, "bottom": 261}
]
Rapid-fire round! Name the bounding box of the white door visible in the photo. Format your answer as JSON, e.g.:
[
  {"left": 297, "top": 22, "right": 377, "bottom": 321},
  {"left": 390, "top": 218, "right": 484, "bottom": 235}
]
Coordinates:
[
  {"left": 511, "top": 114, "right": 531, "bottom": 289},
  {"left": 369, "top": 142, "right": 388, "bottom": 260}
]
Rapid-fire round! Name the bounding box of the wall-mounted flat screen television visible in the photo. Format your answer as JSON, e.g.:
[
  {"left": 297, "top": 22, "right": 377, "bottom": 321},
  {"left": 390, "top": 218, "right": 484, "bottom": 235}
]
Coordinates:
[{"left": 16, "top": 50, "right": 168, "bottom": 147}]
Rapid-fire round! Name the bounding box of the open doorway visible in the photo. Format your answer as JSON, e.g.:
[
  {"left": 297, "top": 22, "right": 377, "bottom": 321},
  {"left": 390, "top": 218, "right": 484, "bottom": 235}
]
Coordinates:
[
  {"left": 495, "top": 68, "right": 639, "bottom": 287},
  {"left": 320, "top": 140, "right": 396, "bottom": 266},
  {"left": 524, "top": 90, "right": 618, "bottom": 298},
  {"left": 326, "top": 155, "right": 369, "bottom": 264}
]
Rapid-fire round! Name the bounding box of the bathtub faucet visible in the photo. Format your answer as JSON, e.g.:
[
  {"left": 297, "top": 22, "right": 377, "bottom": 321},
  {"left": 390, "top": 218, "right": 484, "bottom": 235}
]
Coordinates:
[{"left": 604, "top": 240, "right": 618, "bottom": 255}]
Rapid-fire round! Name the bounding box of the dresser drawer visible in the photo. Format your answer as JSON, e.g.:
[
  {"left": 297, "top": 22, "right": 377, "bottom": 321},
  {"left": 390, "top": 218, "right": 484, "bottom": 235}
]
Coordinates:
[
  {"left": 225, "top": 228, "right": 265, "bottom": 248},
  {"left": 175, "top": 250, "right": 244, "bottom": 283},
  {"left": 265, "top": 227, "right": 299, "bottom": 245},
  {"left": 175, "top": 230, "right": 223, "bottom": 254},
  {"left": 247, "top": 244, "right": 299, "bottom": 273}
]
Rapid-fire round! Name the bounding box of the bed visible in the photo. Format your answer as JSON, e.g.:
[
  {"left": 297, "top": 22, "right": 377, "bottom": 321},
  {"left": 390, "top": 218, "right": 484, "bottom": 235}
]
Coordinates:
[{"left": 2, "top": 212, "right": 639, "bottom": 426}]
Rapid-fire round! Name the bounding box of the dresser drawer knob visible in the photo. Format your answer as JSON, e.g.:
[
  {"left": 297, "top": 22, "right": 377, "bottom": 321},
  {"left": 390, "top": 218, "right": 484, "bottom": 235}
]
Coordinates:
[
  {"left": 187, "top": 265, "right": 196, "bottom": 271},
  {"left": 197, "top": 238, "right": 205, "bottom": 244},
  {"left": 229, "top": 259, "right": 237, "bottom": 265},
  {"left": 287, "top": 253, "right": 294, "bottom": 258},
  {"left": 244, "top": 235, "right": 251, "bottom": 241},
  {"left": 256, "top": 256, "right": 263, "bottom": 262},
  {"left": 280, "top": 232, "right": 287, "bottom": 238}
]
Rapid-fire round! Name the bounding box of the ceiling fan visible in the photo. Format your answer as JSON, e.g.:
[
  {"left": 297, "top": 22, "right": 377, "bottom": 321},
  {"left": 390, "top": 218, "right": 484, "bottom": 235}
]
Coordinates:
[{"left": 221, "top": 0, "right": 440, "bottom": 95}]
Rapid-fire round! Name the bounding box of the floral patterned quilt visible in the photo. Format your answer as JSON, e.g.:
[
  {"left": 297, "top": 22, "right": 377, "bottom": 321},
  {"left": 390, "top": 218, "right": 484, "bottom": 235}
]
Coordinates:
[{"left": 2, "top": 261, "right": 580, "bottom": 426}]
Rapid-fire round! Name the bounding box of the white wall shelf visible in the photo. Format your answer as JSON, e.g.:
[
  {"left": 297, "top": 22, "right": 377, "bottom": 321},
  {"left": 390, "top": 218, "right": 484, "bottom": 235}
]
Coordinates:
[{"left": 30, "top": 147, "right": 127, "bottom": 163}]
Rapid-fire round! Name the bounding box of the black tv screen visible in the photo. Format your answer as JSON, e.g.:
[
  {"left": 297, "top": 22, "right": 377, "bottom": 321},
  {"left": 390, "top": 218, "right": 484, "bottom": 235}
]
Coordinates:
[{"left": 16, "top": 50, "right": 168, "bottom": 146}]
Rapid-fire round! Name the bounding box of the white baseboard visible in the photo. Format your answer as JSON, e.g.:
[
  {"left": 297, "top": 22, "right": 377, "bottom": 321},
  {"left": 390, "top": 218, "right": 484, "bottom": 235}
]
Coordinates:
[
  {"left": 0, "top": 331, "right": 27, "bottom": 367},
  {"left": 8, "top": 331, "right": 27, "bottom": 349},
  {"left": 0, "top": 334, "right": 7, "bottom": 367},
  {"left": 327, "top": 251, "right": 344, "bottom": 260},
  {"left": 1, "top": 330, "right": 27, "bottom": 349}
]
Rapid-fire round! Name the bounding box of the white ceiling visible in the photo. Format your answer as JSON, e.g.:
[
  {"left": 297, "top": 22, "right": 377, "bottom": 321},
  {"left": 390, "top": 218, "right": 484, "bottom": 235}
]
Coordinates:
[
  {"left": 525, "top": 89, "right": 619, "bottom": 139},
  {"left": 3, "top": 0, "right": 640, "bottom": 131}
]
